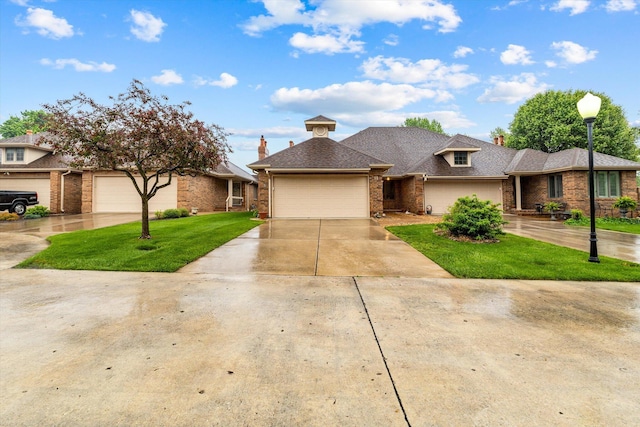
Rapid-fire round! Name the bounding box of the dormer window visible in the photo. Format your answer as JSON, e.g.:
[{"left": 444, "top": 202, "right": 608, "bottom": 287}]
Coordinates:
[
  {"left": 5, "top": 148, "right": 25, "bottom": 162},
  {"left": 454, "top": 151, "right": 468, "bottom": 166}
]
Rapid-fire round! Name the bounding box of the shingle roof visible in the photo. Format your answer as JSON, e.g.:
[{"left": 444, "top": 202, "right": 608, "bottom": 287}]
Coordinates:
[
  {"left": 340, "top": 128, "right": 518, "bottom": 177},
  {"left": 0, "top": 153, "right": 72, "bottom": 170},
  {"left": 340, "top": 127, "right": 451, "bottom": 176},
  {"left": 214, "top": 161, "right": 257, "bottom": 182},
  {"left": 0, "top": 132, "right": 54, "bottom": 150},
  {"left": 247, "top": 137, "right": 391, "bottom": 170},
  {"left": 506, "top": 147, "right": 640, "bottom": 173}
]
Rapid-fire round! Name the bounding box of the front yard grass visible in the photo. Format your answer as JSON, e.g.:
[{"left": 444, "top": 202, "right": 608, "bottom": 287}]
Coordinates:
[
  {"left": 18, "top": 212, "right": 261, "bottom": 272},
  {"left": 388, "top": 224, "right": 640, "bottom": 282}
]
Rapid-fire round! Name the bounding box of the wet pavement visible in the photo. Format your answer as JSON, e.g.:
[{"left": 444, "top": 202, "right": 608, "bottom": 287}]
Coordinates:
[
  {"left": 0, "top": 213, "right": 141, "bottom": 238},
  {"left": 1, "top": 270, "right": 638, "bottom": 426},
  {"left": 180, "top": 219, "right": 453, "bottom": 278}
]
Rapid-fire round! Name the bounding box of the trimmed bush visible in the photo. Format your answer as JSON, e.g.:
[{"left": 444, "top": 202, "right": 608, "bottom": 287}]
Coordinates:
[
  {"left": 178, "top": 207, "right": 190, "bottom": 217},
  {"left": 162, "top": 208, "right": 181, "bottom": 219},
  {"left": 571, "top": 209, "right": 584, "bottom": 220},
  {"left": 23, "top": 213, "right": 42, "bottom": 220},
  {"left": 155, "top": 210, "right": 164, "bottom": 220},
  {"left": 436, "top": 194, "right": 506, "bottom": 241},
  {"left": 0, "top": 212, "right": 20, "bottom": 221},
  {"left": 26, "top": 205, "right": 50, "bottom": 217}
]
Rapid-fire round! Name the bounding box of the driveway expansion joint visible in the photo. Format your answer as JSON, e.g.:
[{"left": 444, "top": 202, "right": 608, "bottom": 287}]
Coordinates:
[{"left": 352, "top": 276, "right": 412, "bottom": 427}]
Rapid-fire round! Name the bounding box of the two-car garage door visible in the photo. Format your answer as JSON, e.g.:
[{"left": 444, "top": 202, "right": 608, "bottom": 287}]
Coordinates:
[{"left": 272, "top": 175, "right": 368, "bottom": 218}]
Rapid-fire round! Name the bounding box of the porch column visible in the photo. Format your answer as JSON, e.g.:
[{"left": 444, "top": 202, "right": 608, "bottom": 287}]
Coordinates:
[
  {"left": 227, "top": 179, "right": 233, "bottom": 210},
  {"left": 515, "top": 176, "right": 522, "bottom": 211}
]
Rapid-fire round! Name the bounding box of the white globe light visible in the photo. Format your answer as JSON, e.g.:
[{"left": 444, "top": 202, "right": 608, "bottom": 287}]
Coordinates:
[{"left": 577, "top": 92, "right": 602, "bottom": 120}]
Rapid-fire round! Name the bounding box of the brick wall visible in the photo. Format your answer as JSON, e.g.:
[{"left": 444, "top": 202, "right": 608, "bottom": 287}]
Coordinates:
[
  {"left": 49, "top": 171, "right": 62, "bottom": 213},
  {"left": 63, "top": 173, "right": 82, "bottom": 214},
  {"left": 81, "top": 171, "right": 93, "bottom": 213},
  {"left": 502, "top": 177, "right": 516, "bottom": 211},
  {"left": 177, "top": 175, "right": 227, "bottom": 212},
  {"left": 369, "top": 169, "right": 385, "bottom": 215},
  {"left": 519, "top": 170, "right": 639, "bottom": 217},
  {"left": 257, "top": 171, "right": 269, "bottom": 218}
]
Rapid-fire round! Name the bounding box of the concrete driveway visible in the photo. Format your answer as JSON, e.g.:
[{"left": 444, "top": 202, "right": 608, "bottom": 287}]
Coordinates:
[{"left": 180, "top": 219, "right": 452, "bottom": 277}]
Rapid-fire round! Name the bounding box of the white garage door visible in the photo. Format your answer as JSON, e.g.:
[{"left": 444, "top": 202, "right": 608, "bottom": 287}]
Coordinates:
[
  {"left": 94, "top": 175, "right": 177, "bottom": 213},
  {"left": 424, "top": 180, "right": 503, "bottom": 214},
  {"left": 273, "top": 175, "right": 368, "bottom": 218},
  {"left": 0, "top": 178, "right": 51, "bottom": 209}
]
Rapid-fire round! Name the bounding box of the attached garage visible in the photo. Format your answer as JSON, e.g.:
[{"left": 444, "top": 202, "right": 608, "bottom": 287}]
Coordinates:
[
  {"left": 0, "top": 176, "right": 51, "bottom": 209},
  {"left": 93, "top": 175, "right": 177, "bottom": 213},
  {"left": 424, "top": 180, "right": 504, "bottom": 214},
  {"left": 272, "top": 174, "right": 369, "bottom": 218}
]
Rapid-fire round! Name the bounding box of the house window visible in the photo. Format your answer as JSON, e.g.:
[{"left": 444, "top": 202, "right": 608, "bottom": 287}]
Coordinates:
[
  {"left": 232, "top": 182, "right": 242, "bottom": 206},
  {"left": 383, "top": 180, "right": 395, "bottom": 200},
  {"left": 5, "top": 148, "right": 25, "bottom": 162},
  {"left": 548, "top": 174, "right": 563, "bottom": 198},
  {"left": 454, "top": 151, "right": 468, "bottom": 165},
  {"left": 595, "top": 171, "right": 620, "bottom": 198}
]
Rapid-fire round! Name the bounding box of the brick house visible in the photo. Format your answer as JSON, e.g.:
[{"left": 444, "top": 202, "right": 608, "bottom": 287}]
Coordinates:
[
  {"left": 248, "top": 115, "right": 640, "bottom": 219},
  {"left": 0, "top": 132, "right": 257, "bottom": 214}
]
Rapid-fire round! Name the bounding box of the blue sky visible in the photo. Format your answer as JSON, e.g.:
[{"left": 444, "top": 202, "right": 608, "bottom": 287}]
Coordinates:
[{"left": 1, "top": 0, "right": 639, "bottom": 170}]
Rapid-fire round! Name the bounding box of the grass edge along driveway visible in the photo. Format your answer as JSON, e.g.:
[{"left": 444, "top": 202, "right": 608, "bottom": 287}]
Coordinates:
[
  {"left": 388, "top": 224, "right": 640, "bottom": 282},
  {"left": 18, "top": 212, "right": 262, "bottom": 272}
]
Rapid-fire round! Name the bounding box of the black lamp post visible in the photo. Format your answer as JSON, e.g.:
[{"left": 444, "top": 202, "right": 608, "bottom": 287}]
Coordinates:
[{"left": 577, "top": 92, "right": 602, "bottom": 263}]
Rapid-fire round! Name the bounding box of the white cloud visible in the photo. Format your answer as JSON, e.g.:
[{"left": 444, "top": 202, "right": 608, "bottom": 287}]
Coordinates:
[
  {"left": 242, "top": 0, "right": 461, "bottom": 55},
  {"left": 550, "top": 41, "right": 597, "bottom": 64},
  {"left": 10, "top": 0, "right": 30, "bottom": 6},
  {"left": 290, "top": 31, "right": 364, "bottom": 54},
  {"left": 361, "top": 56, "right": 479, "bottom": 93},
  {"left": 477, "top": 73, "right": 551, "bottom": 104},
  {"left": 151, "top": 69, "right": 183, "bottom": 85},
  {"left": 545, "top": 60, "right": 558, "bottom": 68},
  {"left": 605, "top": 0, "right": 637, "bottom": 12},
  {"left": 40, "top": 58, "right": 115, "bottom": 72},
  {"left": 453, "top": 46, "right": 473, "bottom": 58},
  {"left": 500, "top": 44, "right": 534, "bottom": 65},
  {"left": 271, "top": 81, "right": 446, "bottom": 117},
  {"left": 15, "top": 7, "right": 74, "bottom": 39},
  {"left": 129, "top": 10, "right": 166, "bottom": 42},
  {"left": 194, "top": 73, "right": 238, "bottom": 88},
  {"left": 383, "top": 34, "right": 399, "bottom": 46},
  {"left": 550, "top": 0, "right": 590, "bottom": 15}
]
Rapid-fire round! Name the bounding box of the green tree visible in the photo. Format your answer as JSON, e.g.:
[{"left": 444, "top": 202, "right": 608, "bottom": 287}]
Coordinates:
[
  {"left": 507, "top": 90, "right": 638, "bottom": 161},
  {"left": 401, "top": 117, "right": 447, "bottom": 135},
  {"left": 0, "top": 110, "right": 49, "bottom": 138},
  {"left": 41, "top": 80, "right": 229, "bottom": 239}
]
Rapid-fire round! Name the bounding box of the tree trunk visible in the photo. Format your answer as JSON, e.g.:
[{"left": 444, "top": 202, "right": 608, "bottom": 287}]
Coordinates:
[{"left": 140, "top": 196, "right": 151, "bottom": 239}]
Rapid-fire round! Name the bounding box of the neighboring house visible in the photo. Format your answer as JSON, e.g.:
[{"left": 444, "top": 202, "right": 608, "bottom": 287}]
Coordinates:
[
  {"left": 248, "top": 115, "right": 640, "bottom": 218},
  {"left": 0, "top": 131, "right": 257, "bottom": 214}
]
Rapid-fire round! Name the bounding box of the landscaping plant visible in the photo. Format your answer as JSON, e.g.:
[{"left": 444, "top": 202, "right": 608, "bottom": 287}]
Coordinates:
[
  {"left": 436, "top": 194, "right": 506, "bottom": 241},
  {"left": 612, "top": 196, "right": 637, "bottom": 218},
  {"left": 25, "top": 205, "right": 50, "bottom": 217}
]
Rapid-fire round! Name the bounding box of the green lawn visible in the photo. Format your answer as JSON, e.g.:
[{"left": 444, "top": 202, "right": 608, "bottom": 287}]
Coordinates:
[
  {"left": 565, "top": 217, "right": 640, "bottom": 234},
  {"left": 18, "top": 212, "right": 261, "bottom": 272},
  {"left": 388, "top": 224, "right": 640, "bottom": 282}
]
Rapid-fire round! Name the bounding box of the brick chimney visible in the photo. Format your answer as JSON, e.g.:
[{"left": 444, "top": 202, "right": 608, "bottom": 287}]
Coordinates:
[
  {"left": 493, "top": 137, "right": 498, "bottom": 145},
  {"left": 289, "top": 140, "right": 294, "bottom": 148},
  {"left": 258, "top": 135, "right": 267, "bottom": 160},
  {"left": 26, "top": 130, "right": 33, "bottom": 135},
  {"left": 498, "top": 135, "right": 504, "bottom": 146}
]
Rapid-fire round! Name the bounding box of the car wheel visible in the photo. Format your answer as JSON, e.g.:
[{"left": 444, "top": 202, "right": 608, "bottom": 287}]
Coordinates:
[{"left": 12, "top": 202, "right": 27, "bottom": 216}]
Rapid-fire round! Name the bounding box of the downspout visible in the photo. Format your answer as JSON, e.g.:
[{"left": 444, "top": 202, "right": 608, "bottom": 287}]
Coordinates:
[
  {"left": 422, "top": 174, "right": 428, "bottom": 213},
  {"left": 60, "top": 170, "right": 72, "bottom": 213}
]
